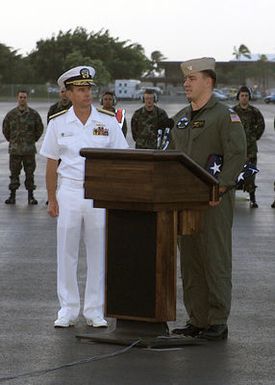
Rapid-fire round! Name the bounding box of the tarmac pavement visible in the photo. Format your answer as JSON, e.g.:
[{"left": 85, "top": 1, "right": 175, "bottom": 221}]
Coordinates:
[{"left": 0, "top": 98, "right": 274, "bottom": 385}]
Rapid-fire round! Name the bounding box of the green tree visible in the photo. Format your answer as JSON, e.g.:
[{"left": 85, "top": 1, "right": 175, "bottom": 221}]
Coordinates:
[
  {"left": 28, "top": 27, "right": 150, "bottom": 84},
  {"left": 232, "top": 44, "right": 251, "bottom": 61},
  {"left": 64, "top": 51, "right": 111, "bottom": 86},
  {"left": 0, "top": 44, "right": 21, "bottom": 83}
]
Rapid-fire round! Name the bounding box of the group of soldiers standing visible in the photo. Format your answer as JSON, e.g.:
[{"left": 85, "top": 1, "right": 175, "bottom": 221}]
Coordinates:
[{"left": 0, "top": 82, "right": 271, "bottom": 209}]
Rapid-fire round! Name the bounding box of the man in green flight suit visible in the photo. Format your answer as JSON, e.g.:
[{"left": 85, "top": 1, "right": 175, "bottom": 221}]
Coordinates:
[
  {"left": 233, "top": 86, "right": 265, "bottom": 208},
  {"left": 2, "top": 90, "right": 44, "bottom": 204},
  {"left": 170, "top": 58, "right": 246, "bottom": 340}
]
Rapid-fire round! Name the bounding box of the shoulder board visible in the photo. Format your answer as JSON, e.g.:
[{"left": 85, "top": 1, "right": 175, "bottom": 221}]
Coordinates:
[
  {"left": 48, "top": 109, "right": 68, "bottom": 121},
  {"left": 96, "top": 107, "right": 115, "bottom": 117}
]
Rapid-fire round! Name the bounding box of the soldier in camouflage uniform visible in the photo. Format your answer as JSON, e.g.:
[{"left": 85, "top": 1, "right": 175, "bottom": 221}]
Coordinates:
[
  {"left": 233, "top": 86, "right": 265, "bottom": 208},
  {"left": 131, "top": 89, "right": 169, "bottom": 149},
  {"left": 47, "top": 87, "right": 72, "bottom": 124},
  {"left": 2, "top": 90, "right": 44, "bottom": 204}
]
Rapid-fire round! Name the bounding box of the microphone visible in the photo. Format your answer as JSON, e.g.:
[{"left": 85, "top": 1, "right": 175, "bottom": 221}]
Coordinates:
[
  {"left": 159, "top": 118, "right": 174, "bottom": 130},
  {"left": 158, "top": 118, "right": 174, "bottom": 150},
  {"left": 157, "top": 129, "right": 163, "bottom": 149}
]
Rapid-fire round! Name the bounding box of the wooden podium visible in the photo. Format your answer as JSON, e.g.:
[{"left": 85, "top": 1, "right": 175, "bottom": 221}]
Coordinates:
[{"left": 77, "top": 149, "right": 219, "bottom": 347}]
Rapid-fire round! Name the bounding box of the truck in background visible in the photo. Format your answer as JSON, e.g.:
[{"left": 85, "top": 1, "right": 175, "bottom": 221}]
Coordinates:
[{"left": 114, "top": 79, "right": 141, "bottom": 99}]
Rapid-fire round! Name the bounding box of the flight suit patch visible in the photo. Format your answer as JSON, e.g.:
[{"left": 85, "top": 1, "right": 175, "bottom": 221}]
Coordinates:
[
  {"left": 177, "top": 116, "right": 189, "bottom": 129},
  {"left": 192, "top": 120, "right": 205, "bottom": 128},
  {"left": 230, "top": 113, "right": 241, "bottom": 122},
  {"left": 228, "top": 108, "right": 241, "bottom": 122}
]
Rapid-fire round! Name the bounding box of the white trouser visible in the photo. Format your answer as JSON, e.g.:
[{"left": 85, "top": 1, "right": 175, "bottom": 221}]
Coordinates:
[{"left": 56, "top": 178, "right": 105, "bottom": 320}]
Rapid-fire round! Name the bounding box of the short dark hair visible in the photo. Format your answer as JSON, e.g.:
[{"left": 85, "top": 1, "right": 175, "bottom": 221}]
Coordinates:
[
  {"left": 201, "top": 70, "right": 217, "bottom": 88},
  {"left": 17, "top": 89, "right": 28, "bottom": 96},
  {"left": 102, "top": 91, "right": 115, "bottom": 98},
  {"left": 143, "top": 89, "right": 155, "bottom": 95}
]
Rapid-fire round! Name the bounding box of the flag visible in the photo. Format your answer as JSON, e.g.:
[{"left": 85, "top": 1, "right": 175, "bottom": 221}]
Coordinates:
[
  {"left": 206, "top": 154, "right": 259, "bottom": 191},
  {"left": 206, "top": 154, "right": 223, "bottom": 177},
  {"left": 235, "top": 162, "right": 259, "bottom": 190}
]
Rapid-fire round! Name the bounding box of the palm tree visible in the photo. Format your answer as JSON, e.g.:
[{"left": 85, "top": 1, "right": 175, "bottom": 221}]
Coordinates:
[
  {"left": 150, "top": 50, "right": 167, "bottom": 74},
  {"left": 144, "top": 50, "right": 167, "bottom": 84},
  {"left": 232, "top": 44, "right": 251, "bottom": 61}
]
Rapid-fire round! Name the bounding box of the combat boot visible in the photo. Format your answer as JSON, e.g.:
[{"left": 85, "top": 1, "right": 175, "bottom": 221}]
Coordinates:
[
  {"left": 198, "top": 324, "right": 228, "bottom": 341},
  {"left": 5, "top": 190, "right": 16, "bottom": 204},
  {"left": 28, "top": 190, "right": 38, "bottom": 205},
  {"left": 172, "top": 323, "right": 204, "bottom": 337},
  {"left": 249, "top": 192, "right": 258, "bottom": 208}
]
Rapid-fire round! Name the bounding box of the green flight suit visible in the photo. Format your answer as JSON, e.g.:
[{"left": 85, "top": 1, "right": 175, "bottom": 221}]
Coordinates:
[{"left": 170, "top": 95, "right": 246, "bottom": 328}]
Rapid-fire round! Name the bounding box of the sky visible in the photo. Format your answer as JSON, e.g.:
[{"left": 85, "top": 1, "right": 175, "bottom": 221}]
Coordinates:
[{"left": 1, "top": 0, "right": 275, "bottom": 62}]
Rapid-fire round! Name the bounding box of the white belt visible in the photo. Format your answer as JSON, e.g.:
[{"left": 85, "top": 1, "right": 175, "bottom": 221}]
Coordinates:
[{"left": 59, "top": 177, "right": 84, "bottom": 189}]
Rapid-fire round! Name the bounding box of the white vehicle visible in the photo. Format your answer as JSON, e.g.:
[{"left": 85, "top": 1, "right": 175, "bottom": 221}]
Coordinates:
[
  {"left": 135, "top": 86, "right": 163, "bottom": 102},
  {"left": 213, "top": 88, "right": 228, "bottom": 101},
  {"left": 114, "top": 79, "right": 141, "bottom": 99}
]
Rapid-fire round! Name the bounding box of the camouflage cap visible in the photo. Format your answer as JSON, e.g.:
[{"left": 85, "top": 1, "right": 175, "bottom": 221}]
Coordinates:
[
  {"left": 181, "top": 57, "right": 216, "bottom": 76},
  {"left": 57, "top": 66, "right": 96, "bottom": 89}
]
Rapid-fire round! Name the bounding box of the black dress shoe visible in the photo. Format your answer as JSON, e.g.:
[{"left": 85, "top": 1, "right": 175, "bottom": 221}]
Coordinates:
[
  {"left": 172, "top": 324, "right": 203, "bottom": 337},
  {"left": 199, "top": 324, "right": 228, "bottom": 341},
  {"left": 271, "top": 201, "right": 275, "bottom": 208}
]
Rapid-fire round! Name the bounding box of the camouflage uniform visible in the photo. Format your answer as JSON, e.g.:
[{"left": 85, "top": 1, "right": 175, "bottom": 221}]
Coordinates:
[
  {"left": 47, "top": 100, "right": 72, "bottom": 124},
  {"left": 232, "top": 104, "right": 265, "bottom": 194},
  {"left": 131, "top": 106, "right": 168, "bottom": 149},
  {"left": 2, "top": 106, "right": 44, "bottom": 192}
]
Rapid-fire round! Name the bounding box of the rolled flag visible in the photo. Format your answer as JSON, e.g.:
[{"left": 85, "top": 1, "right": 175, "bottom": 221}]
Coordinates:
[
  {"left": 206, "top": 154, "right": 259, "bottom": 192},
  {"left": 235, "top": 162, "right": 259, "bottom": 190},
  {"left": 206, "top": 154, "right": 223, "bottom": 177}
]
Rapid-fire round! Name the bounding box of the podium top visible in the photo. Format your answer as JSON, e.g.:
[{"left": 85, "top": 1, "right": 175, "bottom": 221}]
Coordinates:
[{"left": 80, "top": 148, "right": 218, "bottom": 187}]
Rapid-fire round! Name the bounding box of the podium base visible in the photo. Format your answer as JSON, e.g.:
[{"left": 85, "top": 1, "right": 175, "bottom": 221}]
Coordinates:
[{"left": 76, "top": 319, "right": 204, "bottom": 348}]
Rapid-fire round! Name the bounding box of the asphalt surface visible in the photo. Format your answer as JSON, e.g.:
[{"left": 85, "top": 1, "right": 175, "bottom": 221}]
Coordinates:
[{"left": 0, "top": 97, "right": 274, "bottom": 385}]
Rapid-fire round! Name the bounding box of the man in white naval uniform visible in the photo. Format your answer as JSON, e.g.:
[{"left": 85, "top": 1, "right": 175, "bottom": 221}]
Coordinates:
[{"left": 40, "top": 66, "right": 129, "bottom": 328}]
